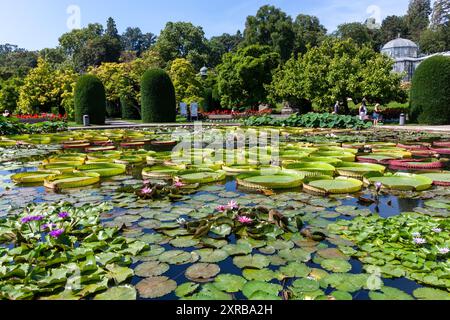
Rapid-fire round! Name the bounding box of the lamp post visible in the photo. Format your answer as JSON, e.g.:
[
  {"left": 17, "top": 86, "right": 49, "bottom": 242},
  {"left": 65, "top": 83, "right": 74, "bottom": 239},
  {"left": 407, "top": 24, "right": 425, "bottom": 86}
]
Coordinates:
[{"left": 200, "top": 66, "right": 208, "bottom": 79}]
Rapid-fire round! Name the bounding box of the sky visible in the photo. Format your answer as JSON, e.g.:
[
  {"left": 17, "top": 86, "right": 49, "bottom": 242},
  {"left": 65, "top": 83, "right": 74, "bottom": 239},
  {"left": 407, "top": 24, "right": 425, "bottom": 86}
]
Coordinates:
[{"left": 0, "top": 0, "right": 415, "bottom": 50}]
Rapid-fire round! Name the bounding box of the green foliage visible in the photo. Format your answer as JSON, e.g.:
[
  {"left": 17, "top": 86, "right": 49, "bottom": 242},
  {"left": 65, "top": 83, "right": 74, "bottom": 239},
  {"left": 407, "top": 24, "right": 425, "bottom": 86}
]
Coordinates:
[
  {"left": 333, "top": 22, "right": 373, "bottom": 47},
  {"left": 410, "top": 55, "right": 450, "bottom": 125},
  {"left": 74, "top": 74, "right": 107, "bottom": 125},
  {"left": 154, "top": 22, "right": 209, "bottom": 70},
  {"left": 0, "top": 116, "right": 67, "bottom": 135},
  {"left": 0, "top": 77, "right": 23, "bottom": 113},
  {"left": 217, "top": 45, "right": 280, "bottom": 108},
  {"left": 168, "top": 58, "right": 204, "bottom": 105},
  {"left": 120, "top": 96, "right": 140, "bottom": 120},
  {"left": 208, "top": 32, "right": 243, "bottom": 67},
  {"left": 242, "top": 5, "right": 295, "bottom": 61},
  {"left": 242, "top": 113, "right": 372, "bottom": 130},
  {"left": 0, "top": 44, "right": 38, "bottom": 80},
  {"left": 293, "top": 14, "right": 327, "bottom": 54},
  {"left": 121, "top": 27, "right": 156, "bottom": 56},
  {"left": 380, "top": 15, "right": 409, "bottom": 44},
  {"left": 141, "top": 69, "right": 176, "bottom": 123},
  {"left": 406, "top": 0, "right": 433, "bottom": 42},
  {"left": 0, "top": 202, "right": 146, "bottom": 300},
  {"left": 17, "top": 58, "right": 78, "bottom": 117},
  {"left": 269, "top": 38, "right": 405, "bottom": 111}
]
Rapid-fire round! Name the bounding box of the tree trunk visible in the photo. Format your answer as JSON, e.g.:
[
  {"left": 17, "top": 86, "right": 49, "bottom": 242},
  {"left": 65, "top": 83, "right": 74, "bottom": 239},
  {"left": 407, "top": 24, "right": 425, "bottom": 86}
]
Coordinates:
[{"left": 342, "top": 99, "right": 350, "bottom": 115}]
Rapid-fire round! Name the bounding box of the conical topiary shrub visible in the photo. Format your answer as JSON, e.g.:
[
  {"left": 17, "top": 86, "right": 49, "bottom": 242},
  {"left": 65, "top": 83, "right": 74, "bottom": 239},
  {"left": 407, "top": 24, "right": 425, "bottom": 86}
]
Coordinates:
[
  {"left": 141, "top": 69, "right": 176, "bottom": 123},
  {"left": 410, "top": 55, "right": 450, "bottom": 125},
  {"left": 120, "top": 96, "right": 141, "bottom": 120},
  {"left": 74, "top": 75, "right": 107, "bottom": 125}
]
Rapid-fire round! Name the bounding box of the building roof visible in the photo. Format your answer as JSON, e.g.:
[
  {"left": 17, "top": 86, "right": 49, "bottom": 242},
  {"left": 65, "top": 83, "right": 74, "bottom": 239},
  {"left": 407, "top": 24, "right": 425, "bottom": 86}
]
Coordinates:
[{"left": 382, "top": 38, "right": 419, "bottom": 50}]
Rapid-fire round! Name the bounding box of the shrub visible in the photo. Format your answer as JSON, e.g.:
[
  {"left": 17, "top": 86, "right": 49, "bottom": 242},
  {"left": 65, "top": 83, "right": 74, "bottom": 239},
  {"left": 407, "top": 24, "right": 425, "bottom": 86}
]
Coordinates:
[
  {"left": 120, "top": 96, "right": 141, "bottom": 120},
  {"left": 74, "top": 75, "right": 107, "bottom": 125},
  {"left": 242, "top": 113, "right": 372, "bottom": 130},
  {"left": 0, "top": 116, "right": 67, "bottom": 135},
  {"left": 141, "top": 69, "right": 176, "bottom": 123},
  {"left": 410, "top": 56, "right": 450, "bottom": 125}
]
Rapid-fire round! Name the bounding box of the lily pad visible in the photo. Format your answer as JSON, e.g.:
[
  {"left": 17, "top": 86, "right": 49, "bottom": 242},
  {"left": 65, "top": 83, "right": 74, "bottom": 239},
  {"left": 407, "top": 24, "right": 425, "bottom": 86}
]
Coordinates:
[
  {"left": 242, "top": 281, "right": 283, "bottom": 300},
  {"left": 413, "top": 287, "right": 450, "bottom": 300},
  {"left": 134, "top": 261, "right": 170, "bottom": 277},
  {"left": 94, "top": 286, "right": 137, "bottom": 300},
  {"left": 233, "top": 254, "right": 270, "bottom": 269},
  {"left": 320, "top": 259, "right": 352, "bottom": 273},
  {"left": 185, "top": 263, "right": 221, "bottom": 282},
  {"left": 214, "top": 274, "right": 247, "bottom": 293},
  {"left": 136, "top": 276, "right": 177, "bottom": 299}
]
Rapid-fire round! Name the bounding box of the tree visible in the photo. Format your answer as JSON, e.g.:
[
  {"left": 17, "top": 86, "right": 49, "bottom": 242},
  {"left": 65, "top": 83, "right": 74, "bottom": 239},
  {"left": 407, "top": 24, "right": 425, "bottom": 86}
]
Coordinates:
[
  {"left": 121, "top": 27, "right": 156, "bottom": 56},
  {"left": 217, "top": 45, "right": 280, "bottom": 108},
  {"left": 268, "top": 39, "right": 405, "bottom": 113},
  {"left": 74, "top": 75, "right": 107, "bottom": 125},
  {"left": 410, "top": 55, "right": 450, "bottom": 124},
  {"left": 380, "top": 15, "right": 409, "bottom": 43},
  {"left": 106, "top": 17, "right": 120, "bottom": 40},
  {"left": 333, "top": 22, "right": 372, "bottom": 47},
  {"left": 141, "top": 69, "right": 176, "bottom": 123},
  {"left": 430, "top": 0, "right": 450, "bottom": 27},
  {"left": 168, "top": 58, "right": 203, "bottom": 105},
  {"left": 293, "top": 14, "right": 327, "bottom": 54},
  {"left": 17, "top": 58, "right": 77, "bottom": 116},
  {"left": 242, "top": 5, "right": 295, "bottom": 61},
  {"left": 0, "top": 45, "right": 38, "bottom": 80},
  {"left": 154, "top": 22, "right": 209, "bottom": 69},
  {"left": 59, "top": 22, "right": 121, "bottom": 72},
  {"left": 0, "top": 77, "right": 23, "bottom": 113},
  {"left": 406, "top": 0, "right": 432, "bottom": 42},
  {"left": 208, "top": 32, "right": 243, "bottom": 67},
  {"left": 419, "top": 27, "right": 449, "bottom": 53}
]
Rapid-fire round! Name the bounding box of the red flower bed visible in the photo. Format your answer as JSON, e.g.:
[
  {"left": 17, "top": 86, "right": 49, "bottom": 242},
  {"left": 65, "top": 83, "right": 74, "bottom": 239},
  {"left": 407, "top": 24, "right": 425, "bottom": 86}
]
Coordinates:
[
  {"left": 14, "top": 113, "right": 67, "bottom": 124},
  {"left": 202, "top": 109, "right": 272, "bottom": 118}
]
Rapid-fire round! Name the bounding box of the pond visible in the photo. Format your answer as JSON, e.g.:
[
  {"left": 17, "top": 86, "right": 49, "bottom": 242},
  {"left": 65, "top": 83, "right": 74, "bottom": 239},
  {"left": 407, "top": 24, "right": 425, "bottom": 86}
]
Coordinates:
[{"left": 0, "top": 127, "right": 449, "bottom": 300}]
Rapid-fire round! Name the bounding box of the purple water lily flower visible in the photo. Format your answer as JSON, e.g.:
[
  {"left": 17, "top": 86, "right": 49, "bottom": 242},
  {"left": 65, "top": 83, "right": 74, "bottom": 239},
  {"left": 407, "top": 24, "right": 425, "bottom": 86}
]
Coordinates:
[
  {"left": 58, "top": 212, "right": 70, "bottom": 219},
  {"left": 21, "top": 215, "right": 44, "bottom": 224},
  {"left": 432, "top": 228, "right": 442, "bottom": 233},
  {"left": 49, "top": 229, "right": 64, "bottom": 238},
  {"left": 413, "top": 237, "right": 427, "bottom": 245},
  {"left": 375, "top": 182, "right": 383, "bottom": 192},
  {"left": 412, "top": 232, "right": 421, "bottom": 238},
  {"left": 438, "top": 247, "right": 449, "bottom": 255}
]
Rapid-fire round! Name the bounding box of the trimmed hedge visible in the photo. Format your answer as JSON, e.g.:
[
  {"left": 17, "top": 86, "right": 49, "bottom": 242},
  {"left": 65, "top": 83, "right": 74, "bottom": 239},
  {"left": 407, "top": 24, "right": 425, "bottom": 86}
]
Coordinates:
[
  {"left": 141, "top": 69, "right": 176, "bottom": 123},
  {"left": 120, "top": 96, "right": 141, "bottom": 120},
  {"left": 74, "top": 75, "right": 107, "bottom": 125},
  {"left": 410, "top": 56, "right": 450, "bottom": 125}
]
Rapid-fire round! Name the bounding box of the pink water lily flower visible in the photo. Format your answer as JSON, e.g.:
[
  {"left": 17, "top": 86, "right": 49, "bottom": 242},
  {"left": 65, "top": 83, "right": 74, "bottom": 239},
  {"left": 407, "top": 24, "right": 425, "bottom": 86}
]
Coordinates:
[
  {"left": 227, "top": 200, "right": 239, "bottom": 210},
  {"left": 237, "top": 216, "right": 253, "bottom": 225},
  {"left": 174, "top": 181, "right": 185, "bottom": 188},
  {"left": 216, "top": 205, "right": 227, "bottom": 212},
  {"left": 141, "top": 187, "right": 153, "bottom": 195}
]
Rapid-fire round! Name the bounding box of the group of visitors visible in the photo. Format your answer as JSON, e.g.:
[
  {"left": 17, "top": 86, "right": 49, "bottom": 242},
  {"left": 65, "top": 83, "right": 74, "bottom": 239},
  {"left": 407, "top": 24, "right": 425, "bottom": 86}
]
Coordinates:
[{"left": 333, "top": 98, "right": 382, "bottom": 126}]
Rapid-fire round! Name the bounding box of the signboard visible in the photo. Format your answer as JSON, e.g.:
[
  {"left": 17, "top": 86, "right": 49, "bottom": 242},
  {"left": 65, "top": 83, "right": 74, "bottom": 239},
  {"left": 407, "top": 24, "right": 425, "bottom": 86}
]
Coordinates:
[
  {"left": 180, "top": 102, "right": 188, "bottom": 117},
  {"left": 190, "top": 103, "right": 199, "bottom": 119}
]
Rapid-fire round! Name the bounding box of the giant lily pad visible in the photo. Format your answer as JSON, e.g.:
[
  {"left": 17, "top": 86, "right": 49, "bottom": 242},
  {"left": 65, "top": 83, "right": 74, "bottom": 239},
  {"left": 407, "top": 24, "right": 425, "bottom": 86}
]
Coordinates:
[
  {"left": 44, "top": 172, "right": 100, "bottom": 190},
  {"left": 367, "top": 173, "right": 433, "bottom": 191},
  {"left": 304, "top": 177, "right": 363, "bottom": 195},
  {"left": 77, "top": 163, "right": 126, "bottom": 177},
  {"left": 237, "top": 171, "right": 304, "bottom": 190}
]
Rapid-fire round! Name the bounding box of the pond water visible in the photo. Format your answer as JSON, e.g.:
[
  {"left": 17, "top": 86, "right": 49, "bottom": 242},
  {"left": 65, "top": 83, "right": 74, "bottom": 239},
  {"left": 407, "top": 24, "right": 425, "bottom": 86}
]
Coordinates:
[{"left": 0, "top": 127, "right": 449, "bottom": 300}]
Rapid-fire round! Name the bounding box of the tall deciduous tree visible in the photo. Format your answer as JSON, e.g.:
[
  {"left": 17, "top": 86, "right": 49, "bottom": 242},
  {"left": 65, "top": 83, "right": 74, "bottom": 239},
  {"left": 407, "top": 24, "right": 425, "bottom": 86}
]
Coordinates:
[
  {"left": 154, "top": 22, "right": 209, "bottom": 70},
  {"left": 168, "top": 58, "right": 203, "bottom": 105},
  {"left": 208, "top": 32, "right": 243, "bottom": 67},
  {"left": 217, "top": 45, "right": 280, "bottom": 108},
  {"left": 121, "top": 27, "right": 156, "bottom": 56},
  {"left": 269, "top": 39, "right": 405, "bottom": 113},
  {"left": 406, "top": 0, "right": 432, "bottom": 42},
  {"left": 242, "top": 5, "right": 295, "bottom": 61},
  {"left": 293, "top": 14, "right": 327, "bottom": 54}
]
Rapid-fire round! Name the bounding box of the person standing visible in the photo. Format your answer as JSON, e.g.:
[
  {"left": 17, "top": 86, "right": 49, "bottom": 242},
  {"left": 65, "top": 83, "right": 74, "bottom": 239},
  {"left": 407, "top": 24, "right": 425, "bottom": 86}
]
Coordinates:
[
  {"left": 359, "top": 101, "right": 367, "bottom": 121},
  {"left": 2, "top": 110, "right": 11, "bottom": 118},
  {"left": 333, "top": 101, "right": 340, "bottom": 114},
  {"left": 373, "top": 103, "right": 382, "bottom": 126}
]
